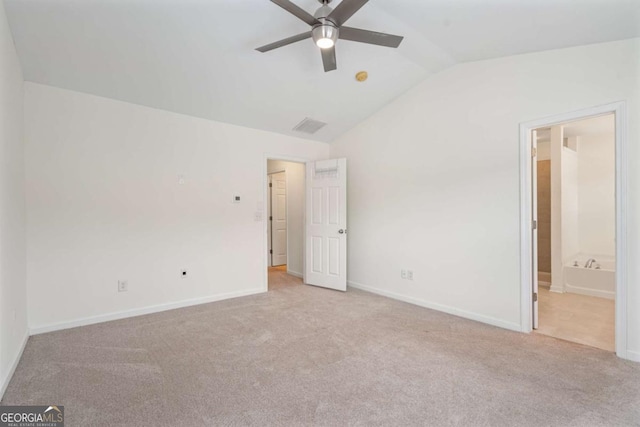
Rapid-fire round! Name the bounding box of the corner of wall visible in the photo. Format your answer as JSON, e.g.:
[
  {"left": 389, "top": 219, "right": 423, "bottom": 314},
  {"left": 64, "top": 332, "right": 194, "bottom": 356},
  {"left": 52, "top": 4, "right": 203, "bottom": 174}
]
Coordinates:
[{"left": 0, "top": 331, "right": 28, "bottom": 401}]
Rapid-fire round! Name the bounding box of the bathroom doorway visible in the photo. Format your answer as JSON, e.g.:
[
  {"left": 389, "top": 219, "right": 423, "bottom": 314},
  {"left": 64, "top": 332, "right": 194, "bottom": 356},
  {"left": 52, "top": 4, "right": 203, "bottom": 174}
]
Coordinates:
[
  {"left": 520, "top": 102, "right": 628, "bottom": 358},
  {"left": 533, "top": 114, "right": 615, "bottom": 350}
]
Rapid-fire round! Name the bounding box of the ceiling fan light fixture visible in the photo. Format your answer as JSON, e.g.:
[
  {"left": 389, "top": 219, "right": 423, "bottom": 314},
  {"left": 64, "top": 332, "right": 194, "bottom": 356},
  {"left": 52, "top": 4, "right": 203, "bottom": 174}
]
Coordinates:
[
  {"left": 316, "top": 37, "right": 334, "bottom": 49},
  {"left": 255, "top": 0, "right": 404, "bottom": 72},
  {"left": 312, "top": 24, "right": 338, "bottom": 49}
]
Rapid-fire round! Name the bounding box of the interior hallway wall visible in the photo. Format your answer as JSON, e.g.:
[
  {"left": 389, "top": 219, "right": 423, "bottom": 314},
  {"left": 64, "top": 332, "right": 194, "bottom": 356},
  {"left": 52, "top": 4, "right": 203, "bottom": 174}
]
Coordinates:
[
  {"left": 330, "top": 38, "right": 640, "bottom": 361},
  {"left": 0, "top": 0, "right": 27, "bottom": 398},
  {"left": 267, "top": 160, "right": 305, "bottom": 277},
  {"left": 24, "top": 83, "right": 329, "bottom": 333}
]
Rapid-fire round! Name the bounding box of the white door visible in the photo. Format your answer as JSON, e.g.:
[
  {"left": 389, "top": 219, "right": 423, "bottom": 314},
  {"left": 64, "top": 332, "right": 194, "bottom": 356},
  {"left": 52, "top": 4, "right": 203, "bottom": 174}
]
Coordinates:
[
  {"left": 305, "top": 158, "right": 347, "bottom": 291},
  {"left": 271, "top": 172, "right": 287, "bottom": 266},
  {"left": 532, "top": 130, "right": 539, "bottom": 329},
  {"left": 267, "top": 175, "right": 272, "bottom": 267}
]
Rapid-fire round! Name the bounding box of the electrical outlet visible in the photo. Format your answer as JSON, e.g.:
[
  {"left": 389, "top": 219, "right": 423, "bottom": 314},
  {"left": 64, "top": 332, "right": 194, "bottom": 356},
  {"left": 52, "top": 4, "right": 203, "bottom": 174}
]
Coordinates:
[
  {"left": 407, "top": 270, "right": 414, "bottom": 280},
  {"left": 401, "top": 270, "right": 407, "bottom": 279},
  {"left": 118, "top": 280, "right": 128, "bottom": 292}
]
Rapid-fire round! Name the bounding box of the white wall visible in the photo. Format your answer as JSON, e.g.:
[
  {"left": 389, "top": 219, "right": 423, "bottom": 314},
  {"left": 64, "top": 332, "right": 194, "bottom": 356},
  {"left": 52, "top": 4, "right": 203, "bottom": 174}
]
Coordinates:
[
  {"left": 537, "top": 140, "right": 551, "bottom": 161},
  {"left": 550, "top": 125, "right": 564, "bottom": 292},
  {"left": 0, "top": 1, "right": 27, "bottom": 398},
  {"left": 25, "top": 83, "right": 329, "bottom": 332},
  {"left": 267, "top": 160, "right": 305, "bottom": 277},
  {"left": 330, "top": 39, "right": 640, "bottom": 360},
  {"left": 561, "top": 145, "right": 579, "bottom": 264},
  {"left": 577, "top": 133, "right": 615, "bottom": 258}
]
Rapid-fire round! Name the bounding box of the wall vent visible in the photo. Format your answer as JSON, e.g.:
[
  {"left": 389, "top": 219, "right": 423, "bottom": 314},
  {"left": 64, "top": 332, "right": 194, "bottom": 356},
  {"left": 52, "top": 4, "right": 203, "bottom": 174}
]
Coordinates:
[{"left": 292, "top": 118, "right": 327, "bottom": 134}]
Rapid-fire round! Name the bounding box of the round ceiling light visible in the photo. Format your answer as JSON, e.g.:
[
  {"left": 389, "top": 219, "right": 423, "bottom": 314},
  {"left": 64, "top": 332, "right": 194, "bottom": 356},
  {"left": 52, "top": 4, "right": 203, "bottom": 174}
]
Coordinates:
[{"left": 312, "top": 24, "right": 339, "bottom": 49}]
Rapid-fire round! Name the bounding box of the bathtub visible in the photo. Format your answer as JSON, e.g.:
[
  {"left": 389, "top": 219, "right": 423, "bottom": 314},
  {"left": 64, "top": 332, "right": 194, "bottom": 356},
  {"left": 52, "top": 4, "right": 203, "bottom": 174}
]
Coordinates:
[{"left": 563, "top": 256, "right": 615, "bottom": 300}]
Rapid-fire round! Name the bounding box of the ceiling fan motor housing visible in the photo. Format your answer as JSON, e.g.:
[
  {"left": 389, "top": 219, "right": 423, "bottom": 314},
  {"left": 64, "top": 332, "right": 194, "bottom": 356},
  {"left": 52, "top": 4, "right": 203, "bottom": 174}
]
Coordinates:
[{"left": 312, "top": 4, "right": 338, "bottom": 48}]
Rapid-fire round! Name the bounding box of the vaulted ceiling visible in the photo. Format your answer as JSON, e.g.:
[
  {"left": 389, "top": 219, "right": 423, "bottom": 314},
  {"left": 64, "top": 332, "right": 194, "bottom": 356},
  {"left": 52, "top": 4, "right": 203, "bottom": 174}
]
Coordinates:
[{"left": 4, "top": 0, "right": 639, "bottom": 142}]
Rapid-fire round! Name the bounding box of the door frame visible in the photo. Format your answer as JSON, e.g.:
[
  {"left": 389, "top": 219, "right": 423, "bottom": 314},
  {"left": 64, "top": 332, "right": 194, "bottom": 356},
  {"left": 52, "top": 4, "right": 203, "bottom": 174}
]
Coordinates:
[
  {"left": 263, "top": 153, "right": 309, "bottom": 292},
  {"left": 519, "top": 101, "right": 628, "bottom": 359}
]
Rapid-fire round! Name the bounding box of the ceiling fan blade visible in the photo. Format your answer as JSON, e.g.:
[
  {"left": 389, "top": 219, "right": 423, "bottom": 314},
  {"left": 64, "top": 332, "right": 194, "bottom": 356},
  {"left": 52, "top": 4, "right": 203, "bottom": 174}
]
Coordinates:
[
  {"left": 256, "top": 31, "right": 312, "bottom": 53},
  {"left": 327, "top": 0, "right": 369, "bottom": 26},
  {"left": 339, "top": 27, "right": 404, "bottom": 48},
  {"left": 321, "top": 46, "right": 337, "bottom": 72},
  {"left": 271, "top": 0, "right": 319, "bottom": 26}
]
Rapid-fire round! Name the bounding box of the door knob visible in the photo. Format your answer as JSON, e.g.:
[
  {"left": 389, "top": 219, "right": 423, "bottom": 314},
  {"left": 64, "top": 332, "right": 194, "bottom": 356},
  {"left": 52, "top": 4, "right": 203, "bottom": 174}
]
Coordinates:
[{"left": 338, "top": 229, "right": 346, "bottom": 234}]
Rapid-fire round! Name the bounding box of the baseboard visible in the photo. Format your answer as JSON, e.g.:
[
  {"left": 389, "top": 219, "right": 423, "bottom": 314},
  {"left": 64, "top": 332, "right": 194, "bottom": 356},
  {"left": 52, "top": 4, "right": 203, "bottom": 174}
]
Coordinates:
[
  {"left": 348, "top": 281, "right": 521, "bottom": 332},
  {"left": 625, "top": 350, "right": 640, "bottom": 363},
  {"left": 30, "top": 288, "right": 265, "bottom": 335},
  {"left": 565, "top": 284, "right": 615, "bottom": 300},
  {"left": 287, "top": 270, "right": 303, "bottom": 279},
  {"left": 0, "top": 331, "right": 29, "bottom": 401},
  {"left": 538, "top": 281, "right": 551, "bottom": 288},
  {"left": 549, "top": 284, "right": 565, "bottom": 293},
  {"left": 538, "top": 272, "right": 551, "bottom": 283}
]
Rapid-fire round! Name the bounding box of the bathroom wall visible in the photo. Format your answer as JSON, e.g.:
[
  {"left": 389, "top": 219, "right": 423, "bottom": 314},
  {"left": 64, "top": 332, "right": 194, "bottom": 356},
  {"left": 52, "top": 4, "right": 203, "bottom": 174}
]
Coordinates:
[
  {"left": 561, "top": 143, "right": 580, "bottom": 264},
  {"left": 550, "top": 126, "right": 580, "bottom": 292},
  {"left": 550, "top": 126, "right": 564, "bottom": 292},
  {"left": 537, "top": 140, "right": 551, "bottom": 161},
  {"left": 577, "top": 133, "right": 615, "bottom": 258}
]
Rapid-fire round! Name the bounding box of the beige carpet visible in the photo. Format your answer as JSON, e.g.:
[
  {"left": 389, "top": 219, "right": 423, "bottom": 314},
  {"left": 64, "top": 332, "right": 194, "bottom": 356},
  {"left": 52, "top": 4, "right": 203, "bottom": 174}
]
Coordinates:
[
  {"left": 2, "top": 285, "right": 639, "bottom": 426},
  {"left": 268, "top": 265, "right": 302, "bottom": 291}
]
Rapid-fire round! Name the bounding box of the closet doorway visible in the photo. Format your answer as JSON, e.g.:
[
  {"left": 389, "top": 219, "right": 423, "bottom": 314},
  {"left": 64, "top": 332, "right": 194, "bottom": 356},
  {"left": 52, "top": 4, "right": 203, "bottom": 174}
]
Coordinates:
[{"left": 266, "top": 159, "right": 305, "bottom": 291}]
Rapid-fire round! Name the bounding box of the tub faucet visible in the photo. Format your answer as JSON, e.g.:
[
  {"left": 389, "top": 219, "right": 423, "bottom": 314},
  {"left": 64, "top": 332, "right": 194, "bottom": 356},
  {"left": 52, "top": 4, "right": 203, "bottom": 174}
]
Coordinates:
[{"left": 584, "top": 258, "right": 597, "bottom": 268}]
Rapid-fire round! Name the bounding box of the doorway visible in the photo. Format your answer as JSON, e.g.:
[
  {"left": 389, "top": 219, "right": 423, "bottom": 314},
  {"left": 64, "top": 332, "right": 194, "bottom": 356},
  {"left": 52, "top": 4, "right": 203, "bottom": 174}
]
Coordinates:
[
  {"left": 533, "top": 114, "right": 615, "bottom": 351},
  {"left": 520, "top": 102, "right": 628, "bottom": 359},
  {"left": 266, "top": 159, "right": 305, "bottom": 291}
]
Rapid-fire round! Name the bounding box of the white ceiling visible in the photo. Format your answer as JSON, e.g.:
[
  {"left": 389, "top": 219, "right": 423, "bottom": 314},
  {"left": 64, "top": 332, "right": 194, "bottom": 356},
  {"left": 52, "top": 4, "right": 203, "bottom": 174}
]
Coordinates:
[{"left": 4, "top": 0, "right": 639, "bottom": 142}]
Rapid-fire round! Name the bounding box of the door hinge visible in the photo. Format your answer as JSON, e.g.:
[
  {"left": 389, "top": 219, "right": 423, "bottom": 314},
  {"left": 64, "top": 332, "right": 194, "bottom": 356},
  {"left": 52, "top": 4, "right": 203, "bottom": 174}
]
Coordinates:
[
  {"left": 270, "top": 249, "right": 273, "bottom": 254},
  {"left": 269, "top": 183, "right": 272, "bottom": 188},
  {"left": 269, "top": 216, "right": 273, "bottom": 221},
  {"left": 533, "top": 292, "right": 538, "bottom": 302},
  {"left": 532, "top": 147, "right": 537, "bottom": 158},
  {"left": 532, "top": 220, "right": 537, "bottom": 230}
]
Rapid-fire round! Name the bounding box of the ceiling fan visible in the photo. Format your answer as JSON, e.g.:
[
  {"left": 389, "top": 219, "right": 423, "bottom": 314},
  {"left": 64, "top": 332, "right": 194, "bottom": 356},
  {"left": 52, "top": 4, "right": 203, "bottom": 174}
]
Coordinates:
[{"left": 256, "top": 0, "right": 404, "bottom": 72}]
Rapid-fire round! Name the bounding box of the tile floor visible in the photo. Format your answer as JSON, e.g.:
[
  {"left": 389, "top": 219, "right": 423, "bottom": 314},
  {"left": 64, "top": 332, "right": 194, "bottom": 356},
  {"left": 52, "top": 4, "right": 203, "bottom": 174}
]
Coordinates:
[{"left": 535, "top": 286, "right": 615, "bottom": 351}]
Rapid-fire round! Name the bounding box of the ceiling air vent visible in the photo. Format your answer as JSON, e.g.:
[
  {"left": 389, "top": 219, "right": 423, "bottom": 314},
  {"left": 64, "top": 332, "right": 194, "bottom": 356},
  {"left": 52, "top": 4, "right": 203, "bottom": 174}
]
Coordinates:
[{"left": 292, "top": 118, "right": 327, "bottom": 135}]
